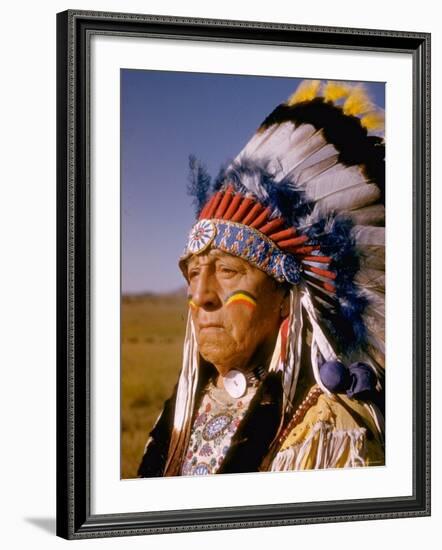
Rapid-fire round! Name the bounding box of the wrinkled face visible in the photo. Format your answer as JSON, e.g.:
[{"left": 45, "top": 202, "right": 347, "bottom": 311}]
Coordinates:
[{"left": 184, "top": 248, "right": 289, "bottom": 377}]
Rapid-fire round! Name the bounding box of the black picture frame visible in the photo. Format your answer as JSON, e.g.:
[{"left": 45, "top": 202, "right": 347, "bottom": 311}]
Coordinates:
[{"left": 56, "top": 9, "right": 431, "bottom": 540}]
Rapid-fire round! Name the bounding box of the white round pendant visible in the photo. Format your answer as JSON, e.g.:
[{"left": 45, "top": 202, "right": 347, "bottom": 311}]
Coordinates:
[{"left": 222, "top": 370, "right": 247, "bottom": 398}]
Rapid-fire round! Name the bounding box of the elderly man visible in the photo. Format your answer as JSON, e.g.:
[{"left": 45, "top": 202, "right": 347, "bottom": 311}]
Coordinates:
[
  {"left": 138, "top": 80, "right": 385, "bottom": 477},
  {"left": 138, "top": 247, "right": 292, "bottom": 477}
]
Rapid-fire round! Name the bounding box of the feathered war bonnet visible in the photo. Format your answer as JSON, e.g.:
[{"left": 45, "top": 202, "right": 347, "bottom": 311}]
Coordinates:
[{"left": 164, "top": 80, "right": 385, "bottom": 475}]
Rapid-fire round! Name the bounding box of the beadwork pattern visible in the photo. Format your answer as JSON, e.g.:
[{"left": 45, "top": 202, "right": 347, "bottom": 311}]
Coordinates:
[{"left": 181, "top": 379, "right": 258, "bottom": 476}]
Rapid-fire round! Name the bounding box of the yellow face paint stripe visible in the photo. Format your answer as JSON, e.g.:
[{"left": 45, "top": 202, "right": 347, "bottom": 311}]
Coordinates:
[
  {"left": 187, "top": 291, "right": 257, "bottom": 309},
  {"left": 224, "top": 291, "right": 257, "bottom": 309},
  {"left": 187, "top": 295, "right": 198, "bottom": 310}
]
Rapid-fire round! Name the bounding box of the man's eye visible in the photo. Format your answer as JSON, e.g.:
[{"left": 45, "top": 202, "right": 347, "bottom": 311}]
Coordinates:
[{"left": 218, "top": 266, "right": 237, "bottom": 276}]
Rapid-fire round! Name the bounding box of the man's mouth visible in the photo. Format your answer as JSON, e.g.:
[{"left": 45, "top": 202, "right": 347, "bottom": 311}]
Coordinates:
[{"left": 199, "top": 322, "right": 224, "bottom": 331}]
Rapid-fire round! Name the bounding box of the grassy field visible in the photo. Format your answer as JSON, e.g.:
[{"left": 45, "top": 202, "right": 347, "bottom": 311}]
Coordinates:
[{"left": 121, "top": 290, "right": 188, "bottom": 479}]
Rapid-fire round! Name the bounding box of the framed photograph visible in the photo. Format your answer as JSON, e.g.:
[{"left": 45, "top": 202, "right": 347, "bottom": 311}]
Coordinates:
[{"left": 56, "top": 9, "right": 431, "bottom": 539}]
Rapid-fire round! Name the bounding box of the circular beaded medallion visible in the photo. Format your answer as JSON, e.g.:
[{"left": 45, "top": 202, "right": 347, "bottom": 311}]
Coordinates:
[
  {"left": 281, "top": 254, "right": 301, "bottom": 284},
  {"left": 202, "top": 413, "right": 233, "bottom": 441},
  {"left": 187, "top": 219, "right": 216, "bottom": 255},
  {"left": 193, "top": 463, "right": 211, "bottom": 475}
]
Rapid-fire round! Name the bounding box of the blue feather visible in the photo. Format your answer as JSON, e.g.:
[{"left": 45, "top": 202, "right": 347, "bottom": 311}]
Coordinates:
[
  {"left": 187, "top": 155, "right": 211, "bottom": 216},
  {"left": 213, "top": 157, "right": 312, "bottom": 223},
  {"left": 303, "top": 212, "right": 368, "bottom": 353}
]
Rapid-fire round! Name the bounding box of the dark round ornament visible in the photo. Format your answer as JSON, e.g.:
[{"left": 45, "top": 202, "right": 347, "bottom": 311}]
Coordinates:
[
  {"left": 319, "top": 360, "right": 351, "bottom": 393},
  {"left": 347, "top": 362, "right": 377, "bottom": 398}
]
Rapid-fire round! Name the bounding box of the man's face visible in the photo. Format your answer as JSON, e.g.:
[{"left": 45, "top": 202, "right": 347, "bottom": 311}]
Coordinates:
[{"left": 185, "top": 248, "right": 288, "bottom": 377}]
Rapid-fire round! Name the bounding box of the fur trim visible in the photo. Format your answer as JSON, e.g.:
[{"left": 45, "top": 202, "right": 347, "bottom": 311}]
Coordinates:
[
  {"left": 213, "top": 156, "right": 313, "bottom": 223},
  {"left": 187, "top": 154, "right": 211, "bottom": 216}
]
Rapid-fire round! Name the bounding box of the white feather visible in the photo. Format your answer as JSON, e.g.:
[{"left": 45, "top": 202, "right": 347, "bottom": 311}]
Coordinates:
[
  {"left": 236, "top": 123, "right": 292, "bottom": 161},
  {"left": 293, "top": 151, "right": 339, "bottom": 186},
  {"left": 311, "top": 183, "right": 380, "bottom": 214},
  {"left": 366, "top": 330, "right": 385, "bottom": 355},
  {"left": 301, "top": 163, "right": 368, "bottom": 202},
  {"left": 353, "top": 225, "right": 385, "bottom": 246},
  {"left": 358, "top": 247, "right": 385, "bottom": 271},
  {"left": 361, "top": 288, "right": 385, "bottom": 311},
  {"left": 237, "top": 123, "right": 329, "bottom": 182},
  {"left": 235, "top": 122, "right": 305, "bottom": 168},
  {"left": 292, "top": 143, "right": 338, "bottom": 176},
  {"left": 366, "top": 343, "right": 385, "bottom": 371},
  {"left": 347, "top": 204, "right": 385, "bottom": 226},
  {"left": 273, "top": 129, "right": 328, "bottom": 180},
  {"left": 278, "top": 132, "right": 328, "bottom": 183},
  {"left": 355, "top": 268, "right": 385, "bottom": 293}
]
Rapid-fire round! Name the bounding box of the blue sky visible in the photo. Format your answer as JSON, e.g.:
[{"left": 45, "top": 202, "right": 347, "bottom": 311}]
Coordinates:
[{"left": 121, "top": 70, "right": 385, "bottom": 294}]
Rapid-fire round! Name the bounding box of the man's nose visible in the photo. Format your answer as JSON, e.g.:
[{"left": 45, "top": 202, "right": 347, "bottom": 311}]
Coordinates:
[{"left": 191, "top": 271, "right": 222, "bottom": 311}]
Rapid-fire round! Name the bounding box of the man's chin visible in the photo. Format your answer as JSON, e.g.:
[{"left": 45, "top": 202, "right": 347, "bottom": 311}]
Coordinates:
[{"left": 199, "top": 344, "right": 246, "bottom": 375}]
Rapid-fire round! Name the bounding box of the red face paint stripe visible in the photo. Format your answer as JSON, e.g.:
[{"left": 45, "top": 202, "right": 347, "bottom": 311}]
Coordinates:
[{"left": 225, "top": 298, "right": 256, "bottom": 309}]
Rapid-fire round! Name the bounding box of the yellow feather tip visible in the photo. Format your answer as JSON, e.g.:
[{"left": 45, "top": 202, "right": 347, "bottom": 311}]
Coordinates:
[
  {"left": 323, "top": 81, "right": 351, "bottom": 102},
  {"left": 285, "top": 79, "right": 384, "bottom": 135},
  {"left": 343, "top": 85, "right": 374, "bottom": 117},
  {"left": 287, "top": 80, "right": 321, "bottom": 105},
  {"left": 361, "top": 111, "right": 385, "bottom": 132}
]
